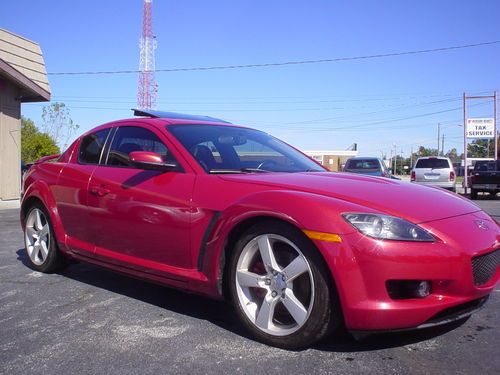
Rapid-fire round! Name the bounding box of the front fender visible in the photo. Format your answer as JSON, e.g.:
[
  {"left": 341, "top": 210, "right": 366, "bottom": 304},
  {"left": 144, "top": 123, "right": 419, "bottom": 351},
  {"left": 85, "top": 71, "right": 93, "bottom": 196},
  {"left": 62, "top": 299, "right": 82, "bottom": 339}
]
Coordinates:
[{"left": 200, "top": 189, "right": 376, "bottom": 297}]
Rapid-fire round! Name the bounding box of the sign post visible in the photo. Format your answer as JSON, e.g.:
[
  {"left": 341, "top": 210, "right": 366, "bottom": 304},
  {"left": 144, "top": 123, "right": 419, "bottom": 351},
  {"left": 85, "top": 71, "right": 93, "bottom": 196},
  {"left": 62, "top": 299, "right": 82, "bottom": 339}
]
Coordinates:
[{"left": 462, "top": 92, "right": 497, "bottom": 194}]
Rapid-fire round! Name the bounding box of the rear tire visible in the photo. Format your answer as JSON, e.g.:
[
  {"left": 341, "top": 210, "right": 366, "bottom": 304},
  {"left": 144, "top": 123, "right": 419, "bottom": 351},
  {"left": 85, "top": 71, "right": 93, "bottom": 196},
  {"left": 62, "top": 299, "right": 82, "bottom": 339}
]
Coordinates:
[
  {"left": 470, "top": 189, "right": 478, "bottom": 200},
  {"left": 228, "top": 221, "right": 341, "bottom": 349},
  {"left": 23, "top": 203, "right": 66, "bottom": 273}
]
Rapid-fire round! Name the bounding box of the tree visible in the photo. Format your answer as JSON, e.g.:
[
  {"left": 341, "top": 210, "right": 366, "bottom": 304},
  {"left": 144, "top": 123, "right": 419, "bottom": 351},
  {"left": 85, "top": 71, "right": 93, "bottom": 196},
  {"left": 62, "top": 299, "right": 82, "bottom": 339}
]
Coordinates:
[
  {"left": 41, "top": 102, "right": 79, "bottom": 150},
  {"left": 444, "top": 148, "right": 463, "bottom": 164},
  {"left": 417, "top": 146, "right": 439, "bottom": 157},
  {"left": 467, "top": 139, "right": 495, "bottom": 158},
  {"left": 21, "top": 117, "right": 60, "bottom": 163}
]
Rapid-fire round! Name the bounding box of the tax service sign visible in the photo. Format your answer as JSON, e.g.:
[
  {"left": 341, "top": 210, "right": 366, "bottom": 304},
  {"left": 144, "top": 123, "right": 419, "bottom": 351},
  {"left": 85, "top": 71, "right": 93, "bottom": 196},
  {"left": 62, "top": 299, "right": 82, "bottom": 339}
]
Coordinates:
[{"left": 466, "top": 118, "right": 495, "bottom": 138}]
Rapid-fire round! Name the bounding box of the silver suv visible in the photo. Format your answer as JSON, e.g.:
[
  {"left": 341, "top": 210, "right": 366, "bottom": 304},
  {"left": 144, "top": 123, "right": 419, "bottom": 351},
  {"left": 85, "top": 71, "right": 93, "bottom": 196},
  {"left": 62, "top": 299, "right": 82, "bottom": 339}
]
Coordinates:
[{"left": 411, "top": 156, "right": 456, "bottom": 192}]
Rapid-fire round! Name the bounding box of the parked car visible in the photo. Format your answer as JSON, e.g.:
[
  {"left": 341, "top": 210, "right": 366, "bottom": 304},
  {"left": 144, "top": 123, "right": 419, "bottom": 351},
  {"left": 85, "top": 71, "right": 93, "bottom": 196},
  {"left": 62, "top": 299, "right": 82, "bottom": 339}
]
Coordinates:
[
  {"left": 470, "top": 160, "right": 500, "bottom": 200},
  {"left": 21, "top": 110, "right": 499, "bottom": 348},
  {"left": 343, "top": 157, "right": 390, "bottom": 177},
  {"left": 411, "top": 156, "right": 456, "bottom": 192}
]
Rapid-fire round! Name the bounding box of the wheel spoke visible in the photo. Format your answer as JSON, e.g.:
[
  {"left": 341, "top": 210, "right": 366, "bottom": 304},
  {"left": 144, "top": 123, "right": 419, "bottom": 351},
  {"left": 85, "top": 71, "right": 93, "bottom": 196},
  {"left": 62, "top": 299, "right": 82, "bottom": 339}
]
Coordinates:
[
  {"left": 255, "top": 294, "right": 278, "bottom": 330},
  {"left": 39, "top": 225, "right": 49, "bottom": 241},
  {"left": 282, "top": 256, "right": 308, "bottom": 282},
  {"left": 26, "top": 227, "right": 37, "bottom": 241},
  {"left": 35, "top": 210, "right": 43, "bottom": 230},
  {"left": 257, "top": 235, "right": 280, "bottom": 272},
  {"left": 282, "top": 289, "right": 308, "bottom": 326},
  {"left": 40, "top": 241, "right": 49, "bottom": 261},
  {"left": 237, "top": 270, "right": 265, "bottom": 288},
  {"left": 31, "top": 245, "right": 40, "bottom": 262}
]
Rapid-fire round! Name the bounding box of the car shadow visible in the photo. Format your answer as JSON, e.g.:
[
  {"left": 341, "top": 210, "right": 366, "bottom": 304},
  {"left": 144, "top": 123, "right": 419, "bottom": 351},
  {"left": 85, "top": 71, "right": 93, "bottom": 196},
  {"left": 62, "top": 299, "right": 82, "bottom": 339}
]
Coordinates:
[{"left": 16, "top": 248, "right": 468, "bottom": 352}]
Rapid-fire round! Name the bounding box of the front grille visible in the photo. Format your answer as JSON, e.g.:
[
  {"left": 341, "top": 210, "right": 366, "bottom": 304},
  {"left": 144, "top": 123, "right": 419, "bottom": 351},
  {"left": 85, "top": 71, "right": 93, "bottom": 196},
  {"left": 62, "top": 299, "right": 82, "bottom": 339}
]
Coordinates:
[{"left": 472, "top": 249, "right": 500, "bottom": 286}]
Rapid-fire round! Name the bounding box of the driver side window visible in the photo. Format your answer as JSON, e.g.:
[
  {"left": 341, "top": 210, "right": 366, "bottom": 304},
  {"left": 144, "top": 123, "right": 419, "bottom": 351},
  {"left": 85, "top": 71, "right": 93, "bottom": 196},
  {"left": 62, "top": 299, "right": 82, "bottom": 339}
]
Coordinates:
[{"left": 106, "top": 126, "right": 172, "bottom": 167}]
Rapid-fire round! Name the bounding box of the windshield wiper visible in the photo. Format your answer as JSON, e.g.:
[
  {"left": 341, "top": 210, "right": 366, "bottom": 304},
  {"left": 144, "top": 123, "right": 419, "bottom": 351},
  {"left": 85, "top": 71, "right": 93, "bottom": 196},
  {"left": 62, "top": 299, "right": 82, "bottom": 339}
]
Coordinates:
[{"left": 209, "top": 168, "right": 272, "bottom": 174}]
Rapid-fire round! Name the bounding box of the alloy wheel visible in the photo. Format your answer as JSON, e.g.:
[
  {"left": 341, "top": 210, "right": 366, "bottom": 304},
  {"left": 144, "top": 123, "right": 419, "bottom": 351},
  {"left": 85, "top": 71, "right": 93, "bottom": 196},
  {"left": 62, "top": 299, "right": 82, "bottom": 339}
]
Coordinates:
[
  {"left": 235, "top": 234, "right": 315, "bottom": 336},
  {"left": 25, "top": 208, "right": 51, "bottom": 266}
]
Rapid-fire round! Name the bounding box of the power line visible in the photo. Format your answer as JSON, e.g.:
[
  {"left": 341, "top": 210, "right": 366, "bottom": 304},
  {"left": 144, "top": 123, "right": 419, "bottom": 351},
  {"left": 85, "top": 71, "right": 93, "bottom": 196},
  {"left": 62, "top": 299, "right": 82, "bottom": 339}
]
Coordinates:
[
  {"left": 279, "top": 100, "right": 492, "bottom": 132},
  {"left": 47, "top": 41, "right": 500, "bottom": 76}
]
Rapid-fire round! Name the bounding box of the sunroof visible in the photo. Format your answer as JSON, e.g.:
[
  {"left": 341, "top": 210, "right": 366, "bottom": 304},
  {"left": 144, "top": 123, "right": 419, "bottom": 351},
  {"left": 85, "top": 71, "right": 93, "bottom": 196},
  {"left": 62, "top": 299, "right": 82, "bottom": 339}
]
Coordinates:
[{"left": 133, "top": 109, "right": 231, "bottom": 124}]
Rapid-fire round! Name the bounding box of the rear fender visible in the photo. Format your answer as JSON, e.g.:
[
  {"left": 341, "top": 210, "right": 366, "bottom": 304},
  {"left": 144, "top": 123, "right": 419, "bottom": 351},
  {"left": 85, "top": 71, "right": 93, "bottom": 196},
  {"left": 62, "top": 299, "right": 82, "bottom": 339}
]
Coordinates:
[{"left": 21, "top": 180, "right": 67, "bottom": 251}]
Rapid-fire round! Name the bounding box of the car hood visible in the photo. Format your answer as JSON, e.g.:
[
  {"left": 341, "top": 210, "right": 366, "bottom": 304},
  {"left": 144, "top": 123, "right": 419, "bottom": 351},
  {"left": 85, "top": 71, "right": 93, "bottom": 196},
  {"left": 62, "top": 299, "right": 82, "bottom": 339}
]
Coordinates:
[{"left": 219, "top": 172, "right": 480, "bottom": 223}]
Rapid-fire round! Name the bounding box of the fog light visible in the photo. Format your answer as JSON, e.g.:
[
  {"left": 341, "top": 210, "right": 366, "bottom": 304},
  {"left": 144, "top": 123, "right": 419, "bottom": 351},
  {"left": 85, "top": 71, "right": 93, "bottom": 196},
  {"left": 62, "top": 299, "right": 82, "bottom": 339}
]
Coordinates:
[
  {"left": 415, "top": 281, "right": 431, "bottom": 298},
  {"left": 386, "top": 280, "right": 432, "bottom": 299}
]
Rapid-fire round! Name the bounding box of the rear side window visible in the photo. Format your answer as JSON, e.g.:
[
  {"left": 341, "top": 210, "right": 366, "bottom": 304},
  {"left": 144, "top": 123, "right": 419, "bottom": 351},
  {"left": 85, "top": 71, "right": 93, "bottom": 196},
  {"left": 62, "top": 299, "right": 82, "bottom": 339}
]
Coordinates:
[
  {"left": 106, "top": 126, "right": 171, "bottom": 167},
  {"left": 78, "top": 129, "right": 110, "bottom": 164},
  {"left": 476, "top": 161, "right": 500, "bottom": 171},
  {"left": 346, "top": 159, "right": 380, "bottom": 170},
  {"left": 415, "top": 159, "right": 450, "bottom": 169}
]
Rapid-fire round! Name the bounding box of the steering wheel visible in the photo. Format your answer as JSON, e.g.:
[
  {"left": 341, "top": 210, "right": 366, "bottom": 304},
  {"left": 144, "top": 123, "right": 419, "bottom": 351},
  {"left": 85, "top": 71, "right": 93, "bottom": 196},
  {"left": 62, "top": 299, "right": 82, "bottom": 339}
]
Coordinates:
[{"left": 257, "top": 160, "right": 278, "bottom": 170}]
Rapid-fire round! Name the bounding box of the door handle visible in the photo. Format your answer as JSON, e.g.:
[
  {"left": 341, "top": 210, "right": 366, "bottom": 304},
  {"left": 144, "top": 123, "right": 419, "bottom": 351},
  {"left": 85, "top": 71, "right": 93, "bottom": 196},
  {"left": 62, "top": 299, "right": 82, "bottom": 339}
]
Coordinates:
[{"left": 90, "top": 186, "right": 110, "bottom": 197}]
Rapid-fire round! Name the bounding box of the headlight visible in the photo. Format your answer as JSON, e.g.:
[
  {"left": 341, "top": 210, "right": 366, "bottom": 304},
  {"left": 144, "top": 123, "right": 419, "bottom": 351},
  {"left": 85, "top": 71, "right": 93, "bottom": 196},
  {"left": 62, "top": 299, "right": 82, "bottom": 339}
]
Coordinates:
[{"left": 342, "top": 213, "right": 435, "bottom": 242}]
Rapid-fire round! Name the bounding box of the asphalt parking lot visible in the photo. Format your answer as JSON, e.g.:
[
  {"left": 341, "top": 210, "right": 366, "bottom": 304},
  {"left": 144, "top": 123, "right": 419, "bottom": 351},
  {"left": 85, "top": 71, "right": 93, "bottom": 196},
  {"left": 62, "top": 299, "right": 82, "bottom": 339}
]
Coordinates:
[{"left": 1, "top": 199, "right": 499, "bottom": 375}]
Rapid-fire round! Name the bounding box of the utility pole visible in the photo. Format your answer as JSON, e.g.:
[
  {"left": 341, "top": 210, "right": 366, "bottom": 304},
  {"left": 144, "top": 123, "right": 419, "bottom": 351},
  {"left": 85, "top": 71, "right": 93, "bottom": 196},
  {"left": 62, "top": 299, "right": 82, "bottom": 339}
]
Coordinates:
[
  {"left": 437, "top": 123, "right": 441, "bottom": 155},
  {"left": 410, "top": 146, "right": 413, "bottom": 168},
  {"left": 393, "top": 143, "right": 397, "bottom": 175},
  {"left": 441, "top": 134, "right": 445, "bottom": 156},
  {"left": 400, "top": 148, "right": 403, "bottom": 175}
]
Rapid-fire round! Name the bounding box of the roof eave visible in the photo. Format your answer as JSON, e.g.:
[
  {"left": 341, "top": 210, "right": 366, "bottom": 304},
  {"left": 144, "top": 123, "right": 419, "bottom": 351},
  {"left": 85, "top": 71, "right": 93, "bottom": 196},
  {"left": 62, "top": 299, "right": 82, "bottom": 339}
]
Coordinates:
[{"left": 0, "top": 58, "right": 50, "bottom": 102}]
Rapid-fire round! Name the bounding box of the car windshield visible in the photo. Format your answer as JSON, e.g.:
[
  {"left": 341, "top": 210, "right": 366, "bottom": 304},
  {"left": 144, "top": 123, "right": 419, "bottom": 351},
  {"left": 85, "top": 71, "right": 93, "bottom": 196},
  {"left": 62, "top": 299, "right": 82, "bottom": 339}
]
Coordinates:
[
  {"left": 415, "top": 158, "right": 450, "bottom": 169},
  {"left": 168, "top": 124, "right": 325, "bottom": 173},
  {"left": 345, "top": 159, "right": 380, "bottom": 170}
]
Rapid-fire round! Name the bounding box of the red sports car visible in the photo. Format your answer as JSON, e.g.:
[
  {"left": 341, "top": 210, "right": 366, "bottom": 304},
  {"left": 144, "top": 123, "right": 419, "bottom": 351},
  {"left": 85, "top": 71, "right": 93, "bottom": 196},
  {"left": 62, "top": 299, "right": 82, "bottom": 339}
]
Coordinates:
[{"left": 21, "top": 109, "right": 500, "bottom": 348}]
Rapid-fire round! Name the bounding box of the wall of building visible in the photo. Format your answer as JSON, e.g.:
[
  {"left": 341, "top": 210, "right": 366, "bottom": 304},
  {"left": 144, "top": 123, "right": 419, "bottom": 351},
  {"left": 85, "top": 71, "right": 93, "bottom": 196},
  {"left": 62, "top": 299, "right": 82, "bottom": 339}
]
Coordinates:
[
  {"left": 305, "top": 151, "right": 358, "bottom": 172},
  {"left": 0, "top": 79, "right": 21, "bottom": 200},
  {"left": 0, "top": 29, "right": 50, "bottom": 94}
]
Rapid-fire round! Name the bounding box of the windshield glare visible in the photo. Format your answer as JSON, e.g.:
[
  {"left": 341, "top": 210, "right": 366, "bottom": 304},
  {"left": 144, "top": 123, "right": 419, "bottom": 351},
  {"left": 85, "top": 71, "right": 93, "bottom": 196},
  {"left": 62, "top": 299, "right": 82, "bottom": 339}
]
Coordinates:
[{"left": 168, "top": 124, "right": 325, "bottom": 173}]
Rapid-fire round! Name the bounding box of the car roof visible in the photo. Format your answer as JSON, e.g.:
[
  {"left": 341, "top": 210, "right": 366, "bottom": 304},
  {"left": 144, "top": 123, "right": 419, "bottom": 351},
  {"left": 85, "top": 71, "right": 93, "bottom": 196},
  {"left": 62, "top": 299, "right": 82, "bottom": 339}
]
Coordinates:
[
  {"left": 416, "top": 156, "right": 450, "bottom": 160},
  {"left": 78, "top": 110, "right": 249, "bottom": 139},
  {"left": 133, "top": 109, "right": 232, "bottom": 124},
  {"left": 346, "top": 157, "right": 381, "bottom": 160}
]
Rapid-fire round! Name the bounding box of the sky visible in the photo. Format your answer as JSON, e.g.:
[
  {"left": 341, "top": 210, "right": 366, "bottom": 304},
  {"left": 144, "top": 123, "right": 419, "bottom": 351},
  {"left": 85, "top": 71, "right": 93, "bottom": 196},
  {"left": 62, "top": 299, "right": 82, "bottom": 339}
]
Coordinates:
[{"left": 2, "top": 0, "right": 500, "bottom": 158}]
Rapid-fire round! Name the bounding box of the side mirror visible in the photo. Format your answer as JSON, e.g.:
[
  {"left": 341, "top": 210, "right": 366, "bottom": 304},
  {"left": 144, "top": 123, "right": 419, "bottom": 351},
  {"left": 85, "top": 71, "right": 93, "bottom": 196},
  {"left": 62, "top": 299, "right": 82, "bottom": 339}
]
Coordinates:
[{"left": 129, "top": 151, "right": 177, "bottom": 172}]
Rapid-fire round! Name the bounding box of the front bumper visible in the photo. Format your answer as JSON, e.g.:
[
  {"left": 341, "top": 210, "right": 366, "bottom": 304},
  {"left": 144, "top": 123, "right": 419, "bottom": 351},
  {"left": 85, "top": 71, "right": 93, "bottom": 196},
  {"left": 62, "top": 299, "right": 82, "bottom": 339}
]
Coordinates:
[{"left": 314, "top": 211, "right": 500, "bottom": 331}]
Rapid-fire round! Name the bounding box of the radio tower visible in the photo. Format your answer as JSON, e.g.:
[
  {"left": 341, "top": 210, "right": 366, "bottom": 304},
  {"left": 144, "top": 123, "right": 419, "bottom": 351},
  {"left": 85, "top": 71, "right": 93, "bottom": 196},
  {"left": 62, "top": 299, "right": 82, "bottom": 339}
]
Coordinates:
[{"left": 137, "top": 0, "right": 157, "bottom": 109}]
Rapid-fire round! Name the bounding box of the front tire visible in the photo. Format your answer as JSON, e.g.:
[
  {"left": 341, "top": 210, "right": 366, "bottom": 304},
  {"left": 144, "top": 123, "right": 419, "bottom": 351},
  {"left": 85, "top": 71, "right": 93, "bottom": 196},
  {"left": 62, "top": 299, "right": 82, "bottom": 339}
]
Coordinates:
[
  {"left": 228, "top": 221, "right": 340, "bottom": 349},
  {"left": 24, "top": 204, "right": 66, "bottom": 273}
]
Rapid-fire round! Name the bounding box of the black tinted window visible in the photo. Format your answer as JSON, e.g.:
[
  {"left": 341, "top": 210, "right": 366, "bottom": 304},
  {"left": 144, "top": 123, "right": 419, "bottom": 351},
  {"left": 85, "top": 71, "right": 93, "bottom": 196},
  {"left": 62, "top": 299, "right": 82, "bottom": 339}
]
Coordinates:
[
  {"left": 415, "top": 159, "right": 450, "bottom": 169},
  {"left": 78, "top": 129, "right": 110, "bottom": 164},
  {"left": 475, "top": 161, "right": 500, "bottom": 171},
  {"left": 346, "top": 159, "right": 380, "bottom": 170},
  {"left": 106, "top": 126, "right": 171, "bottom": 167}
]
